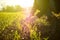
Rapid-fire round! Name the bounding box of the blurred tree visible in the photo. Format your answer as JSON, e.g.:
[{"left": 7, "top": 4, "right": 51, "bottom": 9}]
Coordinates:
[
  {"left": 15, "top": 5, "right": 22, "bottom": 12},
  {"left": 0, "top": 5, "right": 22, "bottom": 12},
  {"left": 33, "top": 0, "right": 60, "bottom": 40},
  {"left": 54, "top": 0, "right": 60, "bottom": 13},
  {"left": 5, "top": 6, "right": 15, "bottom": 12}
]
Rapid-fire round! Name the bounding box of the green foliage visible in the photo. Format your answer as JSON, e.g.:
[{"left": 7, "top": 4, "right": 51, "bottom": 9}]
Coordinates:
[
  {"left": 30, "top": 29, "right": 41, "bottom": 40},
  {"left": 0, "top": 11, "right": 59, "bottom": 40},
  {"left": 0, "top": 12, "right": 48, "bottom": 40},
  {"left": 0, "top": 11, "right": 28, "bottom": 40},
  {"left": 13, "top": 31, "right": 21, "bottom": 40},
  {"left": 43, "top": 37, "right": 49, "bottom": 40},
  {"left": 0, "top": 13, "right": 16, "bottom": 31}
]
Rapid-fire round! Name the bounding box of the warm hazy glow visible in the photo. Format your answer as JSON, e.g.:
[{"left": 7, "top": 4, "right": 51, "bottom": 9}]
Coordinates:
[
  {"left": 19, "top": 0, "right": 34, "bottom": 8},
  {"left": 0, "top": 6, "right": 3, "bottom": 10},
  {"left": 5, "top": 0, "right": 34, "bottom": 8}
]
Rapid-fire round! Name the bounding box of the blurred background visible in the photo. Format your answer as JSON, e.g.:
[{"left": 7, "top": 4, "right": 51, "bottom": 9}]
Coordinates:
[{"left": 0, "top": 0, "right": 60, "bottom": 40}]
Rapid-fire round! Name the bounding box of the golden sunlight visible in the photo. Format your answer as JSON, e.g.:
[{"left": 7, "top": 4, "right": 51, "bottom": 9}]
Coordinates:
[
  {"left": 5, "top": 0, "right": 34, "bottom": 8},
  {"left": 19, "top": 0, "right": 34, "bottom": 8}
]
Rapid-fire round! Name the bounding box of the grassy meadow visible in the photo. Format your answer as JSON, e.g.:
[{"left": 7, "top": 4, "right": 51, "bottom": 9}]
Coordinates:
[
  {"left": 0, "top": 11, "right": 60, "bottom": 40},
  {"left": 0, "top": 11, "right": 49, "bottom": 40}
]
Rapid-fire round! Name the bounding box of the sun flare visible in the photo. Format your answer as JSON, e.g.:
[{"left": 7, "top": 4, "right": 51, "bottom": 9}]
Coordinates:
[
  {"left": 19, "top": 0, "right": 34, "bottom": 8},
  {"left": 5, "top": 0, "right": 34, "bottom": 8}
]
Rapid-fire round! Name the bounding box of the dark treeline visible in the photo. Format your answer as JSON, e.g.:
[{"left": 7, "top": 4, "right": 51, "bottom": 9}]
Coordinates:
[{"left": 0, "top": 5, "right": 22, "bottom": 12}]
